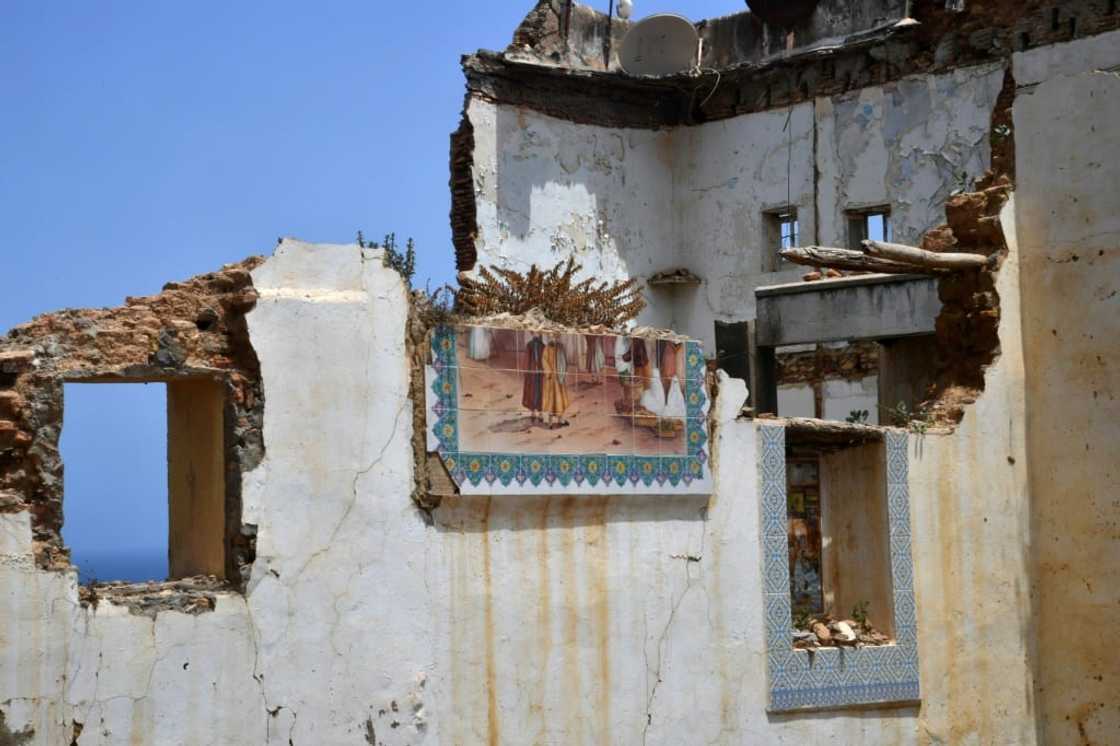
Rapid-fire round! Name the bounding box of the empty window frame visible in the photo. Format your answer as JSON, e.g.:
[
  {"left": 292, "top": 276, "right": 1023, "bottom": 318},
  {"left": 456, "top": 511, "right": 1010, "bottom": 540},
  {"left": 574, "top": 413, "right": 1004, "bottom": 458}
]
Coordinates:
[
  {"left": 847, "top": 207, "right": 892, "bottom": 249},
  {"left": 61, "top": 378, "right": 228, "bottom": 584},
  {"left": 763, "top": 207, "right": 799, "bottom": 272}
]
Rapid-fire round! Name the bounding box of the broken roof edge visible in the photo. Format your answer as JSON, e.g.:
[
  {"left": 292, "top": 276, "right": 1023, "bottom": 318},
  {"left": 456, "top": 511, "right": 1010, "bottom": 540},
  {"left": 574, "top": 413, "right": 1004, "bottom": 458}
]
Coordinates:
[
  {"left": 460, "top": 19, "right": 916, "bottom": 132},
  {"left": 462, "top": 1, "right": 1120, "bottom": 133},
  {"left": 502, "top": 0, "right": 912, "bottom": 77},
  {"left": 466, "top": 12, "right": 911, "bottom": 86}
]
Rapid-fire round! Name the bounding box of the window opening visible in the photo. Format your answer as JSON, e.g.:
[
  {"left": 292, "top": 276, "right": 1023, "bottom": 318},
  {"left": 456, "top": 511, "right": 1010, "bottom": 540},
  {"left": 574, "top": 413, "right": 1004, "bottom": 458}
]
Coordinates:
[
  {"left": 763, "top": 207, "right": 799, "bottom": 272},
  {"left": 61, "top": 383, "right": 169, "bottom": 583},
  {"left": 787, "top": 440, "right": 895, "bottom": 649},
  {"left": 847, "top": 207, "right": 892, "bottom": 249},
  {"left": 61, "top": 378, "right": 228, "bottom": 584}
]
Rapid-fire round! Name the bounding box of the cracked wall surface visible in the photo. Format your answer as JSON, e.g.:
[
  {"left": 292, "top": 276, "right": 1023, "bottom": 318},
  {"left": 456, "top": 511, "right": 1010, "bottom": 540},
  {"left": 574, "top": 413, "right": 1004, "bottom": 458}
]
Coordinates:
[
  {"left": 0, "top": 241, "right": 435, "bottom": 745},
  {"left": 0, "top": 199, "right": 1108, "bottom": 743},
  {"left": 465, "top": 63, "right": 1004, "bottom": 351},
  {"left": 1013, "top": 30, "right": 1120, "bottom": 745},
  {"left": 0, "top": 21, "right": 1117, "bottom": 746}
]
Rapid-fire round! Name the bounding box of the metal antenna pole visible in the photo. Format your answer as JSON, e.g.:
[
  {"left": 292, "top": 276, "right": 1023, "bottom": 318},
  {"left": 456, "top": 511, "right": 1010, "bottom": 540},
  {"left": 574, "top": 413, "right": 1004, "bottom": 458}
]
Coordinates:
[{"left": 605, "top": 0, "right": 615, "bottom": 68}]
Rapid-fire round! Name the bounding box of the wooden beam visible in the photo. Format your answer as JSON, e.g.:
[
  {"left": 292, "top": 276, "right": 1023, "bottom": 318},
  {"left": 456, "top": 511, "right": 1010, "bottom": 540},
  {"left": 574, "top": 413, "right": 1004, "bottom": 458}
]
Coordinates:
[
  {"left": 783, "top": 417, "right": 886, "bottom": 447},
  {"left": 779, "top": 247, "right": 934, "bottom": 275},
  {"left": 862, "top": 239, "right": 989, "bottom": 270}
]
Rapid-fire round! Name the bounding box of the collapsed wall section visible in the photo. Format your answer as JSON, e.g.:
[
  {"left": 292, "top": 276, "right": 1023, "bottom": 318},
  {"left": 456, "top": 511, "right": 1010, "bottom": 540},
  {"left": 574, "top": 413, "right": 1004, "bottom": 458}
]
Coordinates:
[{"left": 0, "top": 259, "right": 264, "bottom": 582}]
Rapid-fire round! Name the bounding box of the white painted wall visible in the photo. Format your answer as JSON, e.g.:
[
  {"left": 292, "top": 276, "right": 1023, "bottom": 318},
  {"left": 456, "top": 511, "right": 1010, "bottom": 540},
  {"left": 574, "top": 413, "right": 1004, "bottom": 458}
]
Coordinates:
[
  {"left": 0, "top": 241, "right": 427, "bottom": 745},
  {"left": 815, "top": 64, "right": 1005, "bottom": 249},
  {"left": 0, "top": 233, "right": 1045, "bottom": 743},
  {"left": 469, "top": 65, "right": 1006, "bottom": 352},
  {"left": 468, "top": 98, "right": 677, "bottom": 329},
  {"left": 777, "top": 383, "right": 815, "bottom": 418},
  {"left": 822, "top": 376, "right": 879, "bottom": 425}
]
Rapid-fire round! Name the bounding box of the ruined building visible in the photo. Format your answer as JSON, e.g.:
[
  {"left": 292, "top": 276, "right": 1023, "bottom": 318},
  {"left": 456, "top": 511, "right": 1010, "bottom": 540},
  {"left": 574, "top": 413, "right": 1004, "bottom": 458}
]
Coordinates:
[{"left": 1, "top": 1, "right": 1117, "bottom": 743}]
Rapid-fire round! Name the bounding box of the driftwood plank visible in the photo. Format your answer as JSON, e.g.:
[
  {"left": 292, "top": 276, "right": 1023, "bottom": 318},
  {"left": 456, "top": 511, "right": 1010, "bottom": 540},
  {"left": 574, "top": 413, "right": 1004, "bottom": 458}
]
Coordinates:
[
  {"left": 779, "top": 246, "right": 934, "bottom": 275},
  {"left": 862, "top": 239, "right": 988, "bottom": 270}
]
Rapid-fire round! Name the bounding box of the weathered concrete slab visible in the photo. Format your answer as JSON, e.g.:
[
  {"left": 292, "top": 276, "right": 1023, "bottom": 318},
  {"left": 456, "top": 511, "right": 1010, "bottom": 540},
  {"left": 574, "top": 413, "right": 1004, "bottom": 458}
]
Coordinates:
[{"left": 755, "top": 273, "right": 939, "bottom": 346}]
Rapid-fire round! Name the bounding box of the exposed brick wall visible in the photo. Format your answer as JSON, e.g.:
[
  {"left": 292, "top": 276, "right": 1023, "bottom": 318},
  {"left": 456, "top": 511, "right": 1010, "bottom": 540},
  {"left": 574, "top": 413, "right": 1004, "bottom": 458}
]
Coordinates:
[
  {"left": 919, "top": 66, "right": 1017, "bottom": 423},
  {"left": 776, "top": 341, "right": 880, "bottom": 387},
  {"left": 0, "top": 260, "right": 265, "bottom": 582},
  {"left": 449, "top": 107, "right": 479, "bottom": 273}
]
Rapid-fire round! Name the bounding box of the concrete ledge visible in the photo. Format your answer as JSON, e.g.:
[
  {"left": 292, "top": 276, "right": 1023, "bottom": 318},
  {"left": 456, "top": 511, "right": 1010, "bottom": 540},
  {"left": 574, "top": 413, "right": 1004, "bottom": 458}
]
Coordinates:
[{"left": 755, "top": 274, "right": 939, "bottom": 346}]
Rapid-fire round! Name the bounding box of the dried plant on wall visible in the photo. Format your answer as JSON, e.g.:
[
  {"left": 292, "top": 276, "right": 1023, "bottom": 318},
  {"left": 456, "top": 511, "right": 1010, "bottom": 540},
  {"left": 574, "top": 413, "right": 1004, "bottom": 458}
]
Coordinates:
[{"left": 457, "top": 258, "right": 645, "bottom": 329}]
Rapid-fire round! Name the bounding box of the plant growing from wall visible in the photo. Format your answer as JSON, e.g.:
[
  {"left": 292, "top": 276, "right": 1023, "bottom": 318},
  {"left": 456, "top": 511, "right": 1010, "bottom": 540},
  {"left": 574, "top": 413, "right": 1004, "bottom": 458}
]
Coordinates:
[
  {"left": 883, "top": 401, "right": 932, "bottom": 433},
  {"left": 851, "top": 600, "right": 870, "bottom": 628},
  {"left": 357, "top": 231, "right": 416, "bottom": 287},
  {"left": 846, "top": 409, "right": 870, "bottom": 424},
  {"left": 416, "top": 281, "right": 458, "bottom": 327},
  {"left": 456, "top": 258, "right": 646, "bottom": 328}
]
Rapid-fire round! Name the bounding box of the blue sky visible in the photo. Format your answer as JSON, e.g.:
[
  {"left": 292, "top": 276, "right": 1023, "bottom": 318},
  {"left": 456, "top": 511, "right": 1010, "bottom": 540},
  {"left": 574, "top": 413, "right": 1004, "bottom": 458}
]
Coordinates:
[{"left": 1, "top": 1, "right": 742, "bottom": 577}]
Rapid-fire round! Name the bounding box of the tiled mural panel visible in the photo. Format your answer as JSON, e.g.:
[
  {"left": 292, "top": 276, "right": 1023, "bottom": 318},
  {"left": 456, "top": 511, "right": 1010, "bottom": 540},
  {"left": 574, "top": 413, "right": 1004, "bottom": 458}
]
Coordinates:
[
  {"left": 758, "top": 425, "right": 920, "bottom": 711},
  {"left": 426, "top": 324, "right": 712, "bottom": 495}
]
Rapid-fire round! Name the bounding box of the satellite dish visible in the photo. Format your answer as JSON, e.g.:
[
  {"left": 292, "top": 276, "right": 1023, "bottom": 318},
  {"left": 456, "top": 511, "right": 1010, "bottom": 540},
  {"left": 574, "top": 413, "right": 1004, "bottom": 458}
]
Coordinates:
[{"left": 620, "top": 14, "right": 699, "bottom": 77}]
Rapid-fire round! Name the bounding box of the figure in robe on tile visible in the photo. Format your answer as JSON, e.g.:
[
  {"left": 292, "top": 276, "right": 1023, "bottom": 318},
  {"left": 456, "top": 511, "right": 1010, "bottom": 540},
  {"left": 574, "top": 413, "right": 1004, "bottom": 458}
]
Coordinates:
[
  {"left": 585, "top": 334, "right": 605, "bottom": 383},
  {"left": 657, "top": 340, "right": 682, "bottom": 398},
  {"left": 623, "top": 337, "right": 650, "bottom": 379},
  {"left": 614, "top": 336, "right": 632, "bottom": 377},
  {"left": 562, "top": 334, "right": 586, "bottom": 375},
  {"left": 467, "top": 325, "right": 492, "bottom": 361},
  {"left": 639, "top": 374, "right": 666, "bottom": 415},
  {"left": 664, "top": 377, "right": 686, "bottom": 418},
  {"left": 541, "top": 336, "right": 570, "bottom": 428},
  {"left": 522, "top": 333, "right": 545, "bottom": 421}
]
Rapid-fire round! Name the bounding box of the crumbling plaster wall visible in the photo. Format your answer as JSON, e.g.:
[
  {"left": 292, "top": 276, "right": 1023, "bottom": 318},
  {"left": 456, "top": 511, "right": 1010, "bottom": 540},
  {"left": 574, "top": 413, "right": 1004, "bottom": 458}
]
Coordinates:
[
  {"left": 2, "top": 470, "right": 263, "bottom": 743},
  {"left": 0, "top": 241, "right": 434, "bottom": 745},
  {"left": 907, "top": 198, "right": 1037, "bottom": 745},
  {"left": 670, "top": 102, "right": 815, "bottom": 341},
  {"left": 2, "top": 230, "right": 1051, "bottom": 743},
  {"left": 467, "top": 97, "right": 677, "bottom": 329},
  {"left": 1012, "top": 30, "right": 1120, "bottom": 745},
  {"left": 467, "top": 63, "right": 1005, "bottom": 350}
]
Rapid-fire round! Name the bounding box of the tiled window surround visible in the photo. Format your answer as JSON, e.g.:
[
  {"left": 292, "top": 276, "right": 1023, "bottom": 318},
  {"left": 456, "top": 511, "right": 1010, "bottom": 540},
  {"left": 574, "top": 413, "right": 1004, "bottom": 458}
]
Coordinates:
[
  {"left": 758, "top": 425, "right": 919, "bottom": 711},
  {"left": 426, "top": 325, "right": 712, "bottom": 495}
]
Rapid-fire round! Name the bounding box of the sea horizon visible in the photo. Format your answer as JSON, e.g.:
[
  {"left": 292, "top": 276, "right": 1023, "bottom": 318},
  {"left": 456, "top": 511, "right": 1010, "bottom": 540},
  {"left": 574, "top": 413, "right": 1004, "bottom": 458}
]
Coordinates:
[{"left": 72, "top": 547, "right": 169, "bottom": 585}]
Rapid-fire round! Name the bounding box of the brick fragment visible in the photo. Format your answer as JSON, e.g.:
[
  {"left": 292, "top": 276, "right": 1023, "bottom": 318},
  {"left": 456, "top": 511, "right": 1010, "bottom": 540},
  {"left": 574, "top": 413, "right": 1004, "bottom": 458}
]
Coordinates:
[{"left": 0, "top": 350, "right": 35, "bottom": 373}]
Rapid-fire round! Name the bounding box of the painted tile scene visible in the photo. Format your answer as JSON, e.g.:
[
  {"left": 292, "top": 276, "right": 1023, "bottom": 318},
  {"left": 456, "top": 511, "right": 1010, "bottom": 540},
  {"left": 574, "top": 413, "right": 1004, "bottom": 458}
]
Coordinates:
[{"left": 428, "top": 324, "right": 711, "bottom": 493}]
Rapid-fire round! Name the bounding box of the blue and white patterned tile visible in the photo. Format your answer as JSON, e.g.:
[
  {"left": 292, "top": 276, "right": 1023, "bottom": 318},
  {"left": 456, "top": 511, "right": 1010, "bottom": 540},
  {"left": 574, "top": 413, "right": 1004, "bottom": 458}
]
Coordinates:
[
  {"left": 891, "top": 556, "right": 915, "bottom": 593},
  {"left": 893, "top": 591, "right": 918, "bottom": 628},
  {"left": 763, "top": 553, "right": 790, "bottom": 594},
  {"left": 764, "top": 593, "right": 791, "bottom": 649},
  {"left": 761, "top": 423, "right": 921, "bottom": 712},
  {"left": 885, "top": 431, "right": 909, "bottom": 482}
]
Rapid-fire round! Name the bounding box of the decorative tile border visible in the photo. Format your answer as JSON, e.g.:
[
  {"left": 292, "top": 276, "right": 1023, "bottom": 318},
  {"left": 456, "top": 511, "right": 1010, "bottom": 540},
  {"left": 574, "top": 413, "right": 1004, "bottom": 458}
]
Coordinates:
[
  {"left": 758, "top": 425, "right": 920, "bottom": 711},
  {"left": 427, "top": 325, "right": 712, "bottom": 495}
]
